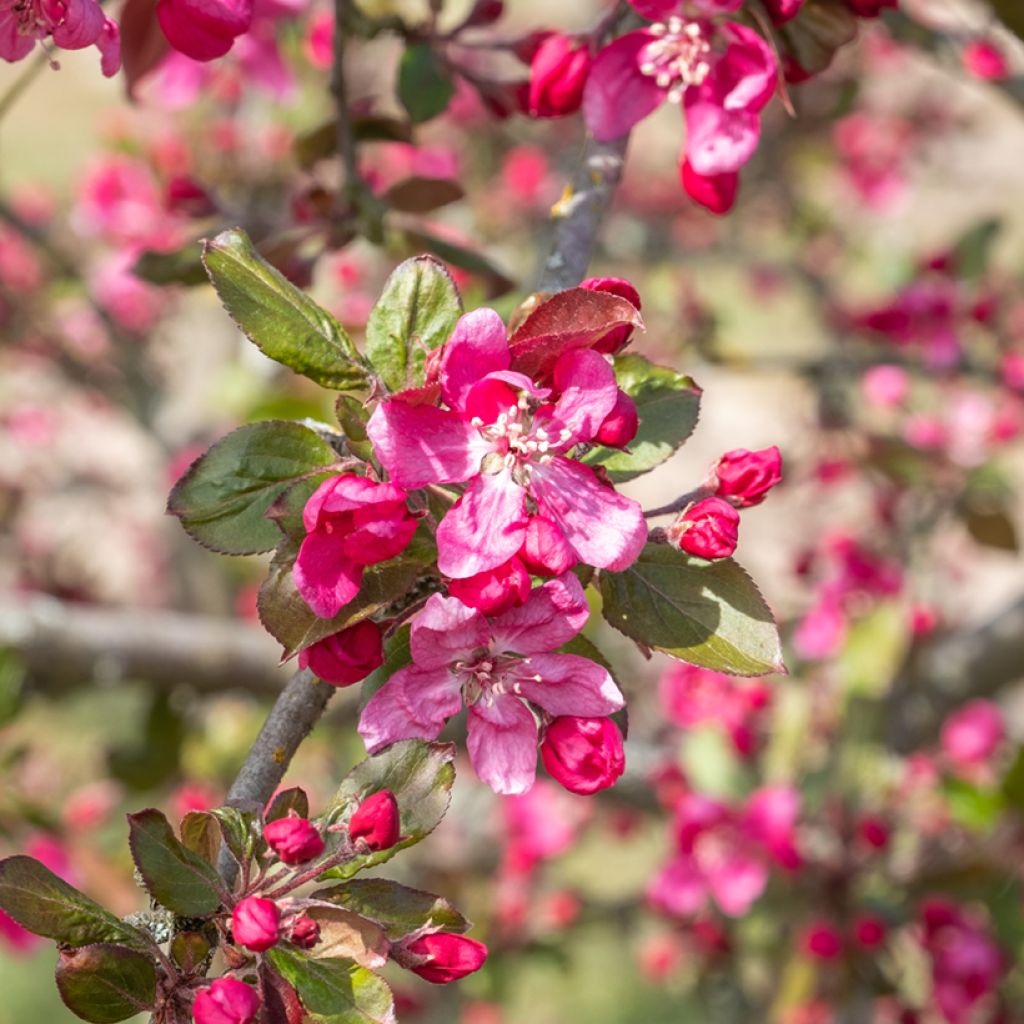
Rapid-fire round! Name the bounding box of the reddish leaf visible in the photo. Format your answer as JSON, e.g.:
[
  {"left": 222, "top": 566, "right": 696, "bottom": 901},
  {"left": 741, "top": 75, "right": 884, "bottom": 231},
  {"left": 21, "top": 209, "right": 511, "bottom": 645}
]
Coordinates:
[
  {"left": 384, "top": 177, "right": 464, "bottom": 214},
  {"left": 259, "top": 961, "right": 304, "bottom": 1024}
]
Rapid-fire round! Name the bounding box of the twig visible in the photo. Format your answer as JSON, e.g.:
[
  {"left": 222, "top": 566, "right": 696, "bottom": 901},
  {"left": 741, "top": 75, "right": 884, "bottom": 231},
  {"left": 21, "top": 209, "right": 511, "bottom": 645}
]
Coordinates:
[{"left": 330, "top": 0, "right": 360, "bottom": 190}]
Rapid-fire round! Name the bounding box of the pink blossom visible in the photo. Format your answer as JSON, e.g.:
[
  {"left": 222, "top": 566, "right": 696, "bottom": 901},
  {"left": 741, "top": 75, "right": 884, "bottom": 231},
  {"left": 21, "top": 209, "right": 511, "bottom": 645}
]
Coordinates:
[
  {"left": 801, "top": 920, "right": 843, "bottom": 959},
  {"left": 853, "top": 914, "right": 887, "bottom": 949},
  {"left": 232, "top": 896, "right": 280, "bottom": 952},
  {"left": 401, "top": 933, "right": 488, "bottom": 984},
  {"left": 500, "top": 780, "right": 589, "bottom": 876},
  {"left": 940, "top": 700, "right": 1005, "bottom": 769},
  {"left": 518, "top": 514, "right": 576, "bottom": 577},
  {"left": 540, "top": 716, "right": 625, "bottom": 794},
  {"left": 304, "top": 10, "right": 332, "bottom": 68},
  {"left": 500, "top": 146, "right": 551, "bottom": 207},
  {"left": 713, "top": 445, "right": 782, "bottom": 507},
  {"left": 156, "top": 0, "right": 252, "bottom": 61},
  {"left": 833, "top": 112, "right": 912, "bottom": 211},
  {"left": 297, "top": 621, "right": 384, "bottom": 686},
  {"left": 359, "top": 574, "right": 624, "bottom": 794},
  {"left": 669, "top": 496, "right": 739, "bottom": 559},
  {"left": 962, "top": 39, "right": 1009, "bottom": 82},
  {"left": 862, "top": 364, "right": 909, "bottom": 408},
  {"left": 193, "top": 977, "right": 260, "bottom": 1024},
  {"left": 293, "top": 475, "right": 418, "bottom": 619},
  {"left": 263, "top": 815, "right": 325, "bottom": 865},
  {"left": 792, "top": 600, "right": 846, "bottom": 660},
  {"left": 366, "top": 308, "right": 647, "bottom": 579},
  {"left": 91, "top": 251, "right": 167, "bottom": 335},
  {"left": 448, "top": 557, "right": 532, "bottom": 616},
  {"left": 527, "top": 33, "right": 592, "bottom": 118},
  {"left": 0, "top": 0, "right": 119, "bottom": 75}
]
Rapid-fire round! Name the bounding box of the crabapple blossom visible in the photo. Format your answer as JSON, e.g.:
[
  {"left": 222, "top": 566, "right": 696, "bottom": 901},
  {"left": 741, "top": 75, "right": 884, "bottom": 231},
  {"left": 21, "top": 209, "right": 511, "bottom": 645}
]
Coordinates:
[
  {"left": 802, "top": 921, "right": 843, "bottom": 959},
  {"left": 348, "top": 790, "right": 401, "bottom": 851},
  {"left": 540, "top": 716, "right": 625, "bottom": 795},
  {"left": 359, "top": 573, "right": 623, "bottom": 794},
  {"left": 401, "top": 933, "right": 489, "bottom": 984},
  {"left": 853, "top": 915, "right": 887, "bottom": 949},
  {"left": 0, "top": 0, "right": 120, "bottom": 75},
  {"left": 286, "top": 914, "right": 321, "bottom": 949},
  {"left": 231, "top": 896, "right": 280, "bottom": 952},
  {"left": 527, "top": 33, "right": 592, "bottom": 118},
  {"left": 448, "top": 557, "right": 532, "bottom": 616},
  {"left": 297, "top": 621, "right": 384, "bottom": 686},
  {"left": 940, "top": 700, "right": 1005, "bottom": 769},
  {"left": 962, "top": 39, "right": 1009, "bottom": 82},
  {"left": 669, "top": 496, "right": 739, "bottom": 559},
  {"left": 155, "top": 0, "right": 253, "bottom": 62},
  {"left": 263, "top": 815, "right": 324, "bottom": 865},
  {"left": 192, "top": 978, "right": 260, "bottom": 1024}
]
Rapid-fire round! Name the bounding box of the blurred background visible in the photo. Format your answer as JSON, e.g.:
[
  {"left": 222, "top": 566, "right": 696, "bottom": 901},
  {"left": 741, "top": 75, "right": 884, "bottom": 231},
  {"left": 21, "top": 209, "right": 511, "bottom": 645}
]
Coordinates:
[{"left": 2, "top": 0, "right": 1024, "bottom": 1020}]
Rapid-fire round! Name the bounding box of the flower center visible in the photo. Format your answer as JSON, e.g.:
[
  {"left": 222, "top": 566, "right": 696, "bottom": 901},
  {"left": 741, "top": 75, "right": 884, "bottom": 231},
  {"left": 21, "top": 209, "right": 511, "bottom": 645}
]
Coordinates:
[
  {"left": 639, "top": 17, "right": 712, "bottom": 103},
  {"left": 454, "top": 653, "right": 534, "bottom": 707},
  {"left": 11, "top": 0, "right": 49, "bottom": 35},
  {"left": 471, "top": 393, "right": 573, "bottom": 477}
]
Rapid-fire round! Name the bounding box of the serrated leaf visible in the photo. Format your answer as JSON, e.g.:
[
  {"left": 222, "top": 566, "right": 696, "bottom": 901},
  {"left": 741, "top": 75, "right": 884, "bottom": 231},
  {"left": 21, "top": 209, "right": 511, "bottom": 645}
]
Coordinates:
[
  {"left": 127, "top": 810, "right": 224, "bottom": 916},
  {"left": 599, "top": 544, "right": 785, "bottom": 676},
  {"left": 266, "top": 948, "right": 396, "bottom": 1024},
  {"left": 303, "top": 907, "right": 389, "bottom": 968},
  {"left": 202, "top": 228, "right": 367, "bottom": 390},
  {"left": 267, "top": 787, "right": 310, "bottom": 823},
  {"left": 364, "top": 256, "right": 462, "bottom": 393},
  {"left": 397, "top": 44, "right": 454, "bottom": 124},
  {"left": 168, "top": 421, "right": 340, "bottom": 555},
  {"left": 321, "top": 741, "right": 455, "bottom": 879},
  {"left": 56, "top": 944, "right": 157, "bottom": 1024},
  {"left": 583, "top": 354, "right": 701, "bottom": 482},
  {"left": 0, "top": 857, "right": 151, "bottom": 950},
  {"left": 313, "top": 879, "right": 468, "bottom": 940}
]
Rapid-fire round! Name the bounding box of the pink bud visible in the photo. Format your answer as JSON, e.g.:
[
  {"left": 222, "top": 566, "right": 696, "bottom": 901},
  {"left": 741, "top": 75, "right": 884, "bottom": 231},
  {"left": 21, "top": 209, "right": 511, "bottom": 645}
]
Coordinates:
[
  {"left": 231, "top": 897, "right": 280, "bottom": 952},
  {"left": 263, "top": 815, "right": 325, "bottom": 865},
  {"left": 541, "top": 716, "right": 625, "bottom": 795},
  {"left": 527, "top": 33, "right": 592, "bottom": 118},
  {"left": 287, "top": 914, "right": 321, "bottom": 950},
  {"left": 595, "top": 390, "right": 639, "bottom": 448},
  {"left": 298, "top": 621, "right": 384, "bottom": 687},
  {"left": 856, "top": 815, "right": 889, "bottom": 850},
  {"left": 940, "top": 700, "right": 1005, "bottom": 768},
  {"left": 165, "top": 176, "right": 216, "bottom": 217},
  {"left": 669, "top": 498, "right": 740, "bottom": 560},
  {"left": 192, "top": 977, "right": 261, "bottom": 1024},
  {"left": 519, "top": 515, "right": 576, "bottom": 577},
  {"left": 853, "top": 914, "right": 887, "bottom": 949},
  {"left": 963, "top": 39, "right": 1010, "bottom": 81},
  {"left": 448, "top": 557, "right": 531, "bottom": 615},
  {"left": 156, "top": 0, "right": 253, "bottom": 62},
  {"left": 802, "top": 921, "right": 843, "bottom": 959},
  {"left": 681, "top": 161, "right": 739, "bottom": 215},
  {"left": 761, "top": 0, "right": 806, "bottom": 24},
  {"left": 349, "top": 790, "right": 401, "bottom": 851},
  {"left": 403, "top": 933, "right": 489, "bottom": 984},
  {"left": 579, "top": 277, "right": 642, "bottom": 354},
  {"left": 714, "top": 446, "right": 783, "bottom": 508}
]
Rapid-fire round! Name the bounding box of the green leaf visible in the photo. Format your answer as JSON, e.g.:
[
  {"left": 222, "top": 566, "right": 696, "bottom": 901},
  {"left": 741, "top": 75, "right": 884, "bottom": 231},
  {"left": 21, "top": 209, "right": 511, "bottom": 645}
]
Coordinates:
[
  {"left": 942, "top": 776, "right": 1005, "bottom": 832},
  {"left": 267, "top": 786, "right": 310, "bottom": 823},
  {"left": 0, "top": 857, "right": 151, "bottom": 950},
  {"left": 312, "top": 879, "right": 468, "bottom": 940},
  {"left": 257, "top": 543, "right": 428, "bottom": 657},
  {"left": 401, "top": 229, "right": 515, "bottom": 299},
  {"left": 837, "top": 602, "right": 908, "bottom": 698},
  {"left": 266, "top": 948, "right": 395, "bottom": 1024},
  {"left": 56, "top": 944, "right": 158, "bottom": 1023},
  {"left": 397, "top": 44, "right": 454, "bottom": 124},
  {"left": 167, "top": 421, "right": 340, "bottom": 555},
  {"left": 950, "top": 219, "right": 1001, "bottom": 280},
  {"left": 599, "top": 544, "right": 785, "bottom": 676},
  {"left": 780, "top": 0, "right": 858, "bottom": 78},
  {"left": 207, "top": 807, "right": 257, "bottom": 870},
  {"left": 202, "top": 228, "right": 367, "bottom": 390},
  {"left": 364, "top": 256, "right": 462, "bottom": 393},
  {"left": 1001, "top": 745, "right": 1024, "bottom": 811},
  {"left": 992, "top": 0, "right": 1024, "bottom": 41},
  {"left": 583, "top": 354, "right": 701, "bottom": 482},
  {"left": 132, "top": 242, "right": 208, "bottom": 286},
  {"left": 321, "top": 741, "right": 455, "bottom": 879},
  {"left": 179, "top": 811, "right": 221, "bottom": 866},
  {"left": 383, "top": 177, "right": 464, "bottom": 214},
  {"left": 127, "top": 809, "right": 224, "bottom": 916}
]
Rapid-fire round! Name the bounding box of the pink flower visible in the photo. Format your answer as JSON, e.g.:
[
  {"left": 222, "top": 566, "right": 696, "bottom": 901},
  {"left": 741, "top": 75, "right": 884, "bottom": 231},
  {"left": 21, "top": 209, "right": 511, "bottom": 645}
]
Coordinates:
[
  {"left": 401, "top": 933, "right": 488, "bottom": 984},
  {"left": 527, "top": 33, "right": 592, "bottom": 118},
  {"left": 853, "top": 914, "right": 887, "bottom": 949},
  {"left": 448, "top": 557, "right": 532, "bottom": 616},
  {"left": 940, "top": 700, "right": 1005, "bottom": 769},
  {"left": 541, "top": 716, "right": 625, "bottom": 795},
  {"left": 366, "top": 308, "right": 646, "bottom": 579},
  {"left": 359, "top": 574, "right": 624, "bottom": 794},
  {"left": 962, "top": 39, "right": 1009, "bottom": 82},
  {"left": 669, "top": 497, "right": 739, "bottom": 559},
  {"left": 802, "top": 920, "right": 843, "bottom": 959},
  {"left": 862, "top": 364, "right": 909, "bottom": 408},
  {"left": 156, "top": 0, "right": 253, "bottom": 61},
  {"left": 298, "top": 621, "right": 384, "bottom": 686},
  {"left": 595, "top": 389, "right": 639, "bottom": 448},
  {"left": 713, "top": 446, "right": 782, "bottom": 507},
  {"left": 263, "top": 815, "right": 324, "bottom": 865},
  {"left": 0, "top": 0, "right": 119, "bottom": 75},
  {"left": 293, "top": 475, "right": 418, "bottom": 619},
  {"left": 501, "top": 780, "right": 589, "bottom": 875},
  {"left": 518, "top": 515, "right": 577, "bottom": 577},
  {"left": 193, "top": 978, "right": 260, "bottom": 1024},
  {"left": 681, "top": 161, "right": 738, "bottom": 214},
  {"left": 348, "top": 790, "right": 401, "bottom": 851},
  {"left": 793, "top": 600, "right": 846, "bottom": 660},
  {"left": 232, "top": 896, "right": 280, "bottom": 952}
]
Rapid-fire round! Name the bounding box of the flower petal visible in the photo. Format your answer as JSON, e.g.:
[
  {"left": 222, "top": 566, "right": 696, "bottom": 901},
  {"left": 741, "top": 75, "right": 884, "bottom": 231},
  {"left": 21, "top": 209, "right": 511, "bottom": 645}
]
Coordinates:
[
  {"left": 410, "top": 593, "right": 490, "bottom": 670},
  {"left": 436, "top": 471, "right": 529, "bottom": 578},
  {"left": 583, "top": 31, "right": 667, "bottom": 142},
  {"left": 716, "top": 23, "right": 778, "bottom": 113},
  {"left": 529, "top": 457, "right": 647, "bottom": 571},
  {"left": 511, "top": 653, "right": 625, "bottom": 716},
  {"left": 490, "top": 573, "right": 590, "bottom": 654},
  {"left": 705, "top": 854, "right": 768, "bottom": 917},
  {"left": 293, "top": 531, "right": 363, "bottom": 619},
  {"left": 684, "top": 100, "right": 761, "bottom": 177},
  {"left": 647, "top": 858, "right": 708, "bottom": 917},
  {"left": 367, "top": 401, "right": 490, "bottom": 489},
  {"left": 549, "top": 348, "right": 619, "bottom": 443},
  {"left": 358, "top": 665, "right": 463, "bottom": 753},
  {"left": 467, "top": 697, "right": 538, "bottom": 795},
  {"left": 440, "top": 308, "right": 510, "bottom": 412}
]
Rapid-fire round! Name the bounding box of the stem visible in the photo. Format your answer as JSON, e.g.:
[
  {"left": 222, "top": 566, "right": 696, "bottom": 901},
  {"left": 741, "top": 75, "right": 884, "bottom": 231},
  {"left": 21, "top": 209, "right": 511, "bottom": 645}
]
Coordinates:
[
  {"left": 644, "top": 486, "right": 713, "bottom": 519},
  {"left": 331, "top": 0, "right": 360, "bottom": 191},
  {"left": 262, "top": 841, "right": 355, "bottom": 900}
]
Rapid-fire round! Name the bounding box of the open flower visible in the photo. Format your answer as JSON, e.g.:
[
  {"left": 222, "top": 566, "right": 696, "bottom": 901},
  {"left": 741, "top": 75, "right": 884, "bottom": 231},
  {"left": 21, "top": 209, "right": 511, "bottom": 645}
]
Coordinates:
[
  {"left": 0, "top": 0, "right": 120, "bottom": 76},
  {"left": 358, "top": 574, "right": 624, "bottom": 794},
  {"left": 367, "top": 308, "right": 646, "bottom": 579}
]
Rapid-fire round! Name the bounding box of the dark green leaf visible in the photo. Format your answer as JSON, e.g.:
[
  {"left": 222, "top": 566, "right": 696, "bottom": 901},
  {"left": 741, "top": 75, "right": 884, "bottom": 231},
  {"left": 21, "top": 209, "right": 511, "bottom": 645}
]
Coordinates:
[
  {"left": 397, "top": 44, "right": 454, "bottom": 124},
  {"left": 108, "top": 691, "right": 184, "bottom": 791},
  {"left": 950, "top": 219, "right": 1001, "bottom": 280},
  {"left": 599, "top": 544, "right": 785, "bottom": 676},
  {"left": 365, "top": 256, "right": 462, "bottom": 393},
  {"left": 127, "top": 809, "right": 224, "bottom": 916},
  {"left": 312, "top": 879, "right": 468, "bottom": 940},
  {"left": 266, "top": 948, "right": 395, "bottom": 1024},
  {"left": 167, "top": 421, "right": 340, "bottom": 555},
  {"left": 1001, "top": 745, "right": 1024, "bottom": 811},
  {"left": 321, "top": 741, "right": 455, "bottom": 879},
  {"left": 401, "top": 229, "right": 514, "bottom": 299},
  {"left": 132, "top": 242, "right": 208, "bottom": 286},
  {"left": 583, "top": 354, "right": 701, "bottom": 482},
  {"left": 56, "top": 944, "right": 157, "bottom": 1023},
  {"left": 267, "top": 787, "right": 310, "bottom": 823},
  {"left": 0, "top": 857, "right": 151, "bottom": 950},
  {"left": 942, "top": 776, "right": 1005, "bottom": 832},
  {"left": 170, "top": 931, "right": 211, "bottom": 973},
  {"left": 295, "top": 116, "right": 414, "bottom": 168},
  {"left": 202, "top": 228, "right": 367, "bottom": 390}
]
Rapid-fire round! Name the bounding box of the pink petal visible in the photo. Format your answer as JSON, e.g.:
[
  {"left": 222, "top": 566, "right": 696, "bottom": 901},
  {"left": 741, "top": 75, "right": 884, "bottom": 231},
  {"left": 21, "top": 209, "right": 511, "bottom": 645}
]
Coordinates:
[
  {"left": 511, "top": 654, "right": 624, "bottom": 716},
  {"left": 358, "top": 665, "right": 463, "bottom": 753},
  {"left": 436, "top": 471, "right": 529, "bottom": 578},
  {"left": 304, "top": 475, "right": 407, "bottom": 533},
  {"left": 51, "top": 0, "right": 105, "bottom": 48},
  {"left": 467, "top": 697, "right": 539, "bottom": 795},
  {"left": 0, "top": 14, "right": 37, "bottom": 60},
  {"left": 97, "top": 16, "right": 121, "bottom": 76},
  {"left": 410, "top": 593, "right": 490, "bottom": 670},
  {"left": 647, "top": 858, "right": 708, "bottom": 917},
  {"left": 293, "top": 531, "right": 363, "bottom": 619},
  {"left": 716, "top": 23, "right": 778, "bottom": 113},
  {"left": 529, "top": 457, "right": 647, "bottom": 571},
  {"left": 705, "top": 854, "right": 768, "bottom": 916},
  {"left": 367, "top": 401, "right": 490, "bottom": 489},
  {"left": 583, "top": 31, "right": 667, "bottom": 142},
  {"left": 627, "top": 0, "right": 681, "bottom": 17},
  {"left": 440, "top": 308, "right": 510, "bottom": 412},
  {"left": 684, "top": 100, "right": 761, "bottom": 177},
  {"left": 548, "top": 349, "right": 619, "bottom": 443},
  {"left": 490, "top": 573, "right": 590, "bottom": 654}
]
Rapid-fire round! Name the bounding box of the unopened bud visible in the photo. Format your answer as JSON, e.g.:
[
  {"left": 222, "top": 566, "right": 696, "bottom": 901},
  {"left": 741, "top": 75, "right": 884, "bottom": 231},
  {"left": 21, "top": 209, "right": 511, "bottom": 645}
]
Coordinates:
[
  {"left": 192, "top": 977, "right": 260, "bottom": 1024},
  {"left": 348, "top": 790, "right": 401, "bottom": 851},
  {"left": 595, "top": 389, "right": 639, "bottom": 448},
  {"left": 402, "top": 932, "right": 489, "bottom": 984},
  {"left": 231, "top": 897, "right": 280, "bottom": 953},
  {"left": 527, "top": 33, "right": 591, "bottom": 118},
  {"left": 263, "top": 815, "right": 325, "bottom": 866},
  {"left": 541, "top": 716, "right": 625, "bottom": 795},
  {"left": 669, "top": 497, "right": 740, "bottom": 560},
  {"left": 298, "top": 620, "right": 384, "bottom": 687},
  {"left": 713, "top": 446, "right": 782, "bottom": 508}
]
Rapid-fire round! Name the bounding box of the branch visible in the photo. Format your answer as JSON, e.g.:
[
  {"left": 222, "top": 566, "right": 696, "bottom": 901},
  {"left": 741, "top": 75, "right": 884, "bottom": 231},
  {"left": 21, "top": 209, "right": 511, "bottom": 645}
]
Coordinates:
[
  {"left": 0, "top": 595, "right": 288, "bottom": 694},
  {"left": 886, "top": 592, "right": 1024, "bottom": 752}
]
